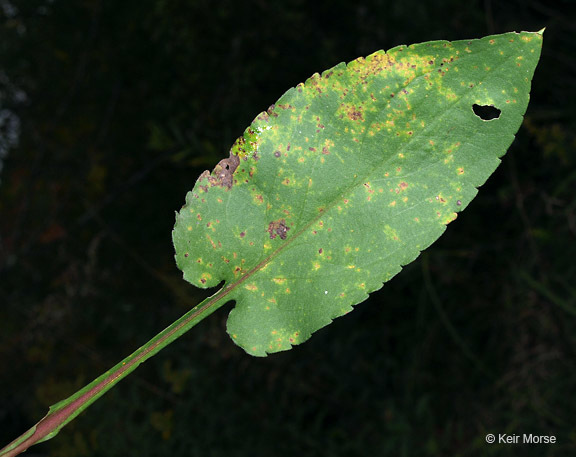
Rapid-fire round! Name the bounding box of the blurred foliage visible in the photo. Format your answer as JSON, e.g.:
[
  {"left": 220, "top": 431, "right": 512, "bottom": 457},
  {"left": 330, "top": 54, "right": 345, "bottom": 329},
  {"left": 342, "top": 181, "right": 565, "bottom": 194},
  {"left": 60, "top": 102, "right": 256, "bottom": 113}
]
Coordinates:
[{"left": 1, "top": 0, "right": 575, "bottom": 456}]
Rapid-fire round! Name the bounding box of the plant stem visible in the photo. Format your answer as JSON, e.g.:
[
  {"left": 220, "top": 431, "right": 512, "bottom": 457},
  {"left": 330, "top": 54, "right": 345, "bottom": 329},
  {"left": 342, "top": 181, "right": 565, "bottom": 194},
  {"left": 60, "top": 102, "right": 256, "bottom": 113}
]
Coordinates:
[{"left": 0, "top": 287, "right": 229, "bottom": 457}]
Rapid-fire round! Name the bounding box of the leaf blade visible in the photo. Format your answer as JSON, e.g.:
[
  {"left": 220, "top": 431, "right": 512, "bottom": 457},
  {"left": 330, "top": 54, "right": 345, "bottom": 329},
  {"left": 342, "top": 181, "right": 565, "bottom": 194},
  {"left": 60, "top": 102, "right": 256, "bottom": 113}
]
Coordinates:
[{"left": 173, "top": 31, "right": 542, "bottom": 356}]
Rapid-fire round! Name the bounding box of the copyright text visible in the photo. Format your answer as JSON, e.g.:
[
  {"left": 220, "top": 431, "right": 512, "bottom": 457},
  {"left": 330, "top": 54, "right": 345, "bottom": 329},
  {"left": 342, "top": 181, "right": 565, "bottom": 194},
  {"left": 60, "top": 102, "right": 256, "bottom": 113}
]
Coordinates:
[{"left": 485, "top": 433, "right": 556, "bottom": 444}]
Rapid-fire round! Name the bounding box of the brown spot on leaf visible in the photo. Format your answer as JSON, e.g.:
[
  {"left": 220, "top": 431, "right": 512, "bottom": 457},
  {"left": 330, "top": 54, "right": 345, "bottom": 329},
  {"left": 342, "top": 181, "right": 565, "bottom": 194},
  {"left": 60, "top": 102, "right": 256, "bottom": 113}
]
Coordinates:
[
  {"left": 347, "top": 106, "right": 364, "bottom": 121},
  {"left": 257, "top": 112, "right": 270, "bottom": 122},
  {"left": 267, "top": 219, "right": 289, "bottom": 240},
  {"left": 267, "top": 104, "right": 278, "bottom": 117},
  {"left": 198, "top": 152, "right": 240, "bottom": 189}
]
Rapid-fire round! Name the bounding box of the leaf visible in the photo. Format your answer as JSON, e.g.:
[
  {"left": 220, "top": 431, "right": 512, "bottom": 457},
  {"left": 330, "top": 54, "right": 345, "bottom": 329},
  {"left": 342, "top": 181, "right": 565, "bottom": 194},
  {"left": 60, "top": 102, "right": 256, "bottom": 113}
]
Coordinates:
[{"left": 173, "top": 31, "right": 542, "bottom": 356}]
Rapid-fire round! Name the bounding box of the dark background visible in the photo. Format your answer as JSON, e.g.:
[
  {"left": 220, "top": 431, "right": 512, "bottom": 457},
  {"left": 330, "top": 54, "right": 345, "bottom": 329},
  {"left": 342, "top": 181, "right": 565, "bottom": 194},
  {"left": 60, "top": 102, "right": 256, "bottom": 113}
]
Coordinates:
[{"left": 1, "top": 1, "right": 575, "bottom": 456}]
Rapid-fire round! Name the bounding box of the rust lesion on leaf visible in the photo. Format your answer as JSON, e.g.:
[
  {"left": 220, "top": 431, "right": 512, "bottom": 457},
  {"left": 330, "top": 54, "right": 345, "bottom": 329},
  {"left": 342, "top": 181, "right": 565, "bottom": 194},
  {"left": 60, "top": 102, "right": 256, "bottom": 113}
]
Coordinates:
[
  {"left": 197, "top": 152, "right": 240, "bottom": 190},
  {"left": 267, "top": 219, "right": 289, "bottom": 240},
  {"left": 338, "top": 103, "right": 365, "bottom": 123},
  {"left": 347, "top": 105, "right": 364, "bottom": 121}
]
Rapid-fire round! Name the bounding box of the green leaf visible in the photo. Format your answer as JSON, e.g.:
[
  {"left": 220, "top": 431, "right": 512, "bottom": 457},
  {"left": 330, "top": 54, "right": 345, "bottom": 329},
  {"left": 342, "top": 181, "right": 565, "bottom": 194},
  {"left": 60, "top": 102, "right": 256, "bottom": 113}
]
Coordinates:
[{"left": 173, "top": 31, "right": 542, "bottom": 356}]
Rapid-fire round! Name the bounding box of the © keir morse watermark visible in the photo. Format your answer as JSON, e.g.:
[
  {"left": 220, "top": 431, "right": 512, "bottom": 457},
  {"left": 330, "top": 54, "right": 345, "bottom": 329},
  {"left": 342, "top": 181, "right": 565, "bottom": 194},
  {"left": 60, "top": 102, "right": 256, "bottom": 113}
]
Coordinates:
[{"left": 485, "top": 433, "right": 556, "bottom": 445}]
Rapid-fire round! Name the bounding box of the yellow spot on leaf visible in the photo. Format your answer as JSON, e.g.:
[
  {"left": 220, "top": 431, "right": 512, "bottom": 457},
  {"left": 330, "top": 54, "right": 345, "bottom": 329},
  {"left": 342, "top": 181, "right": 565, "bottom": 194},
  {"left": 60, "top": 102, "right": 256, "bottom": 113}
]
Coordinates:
[
  {"left": 443, "top": 212, "right": 458, "bottom": 224},
  {"left": 383, "top": 225, "right": 400, "bottom": 241}
]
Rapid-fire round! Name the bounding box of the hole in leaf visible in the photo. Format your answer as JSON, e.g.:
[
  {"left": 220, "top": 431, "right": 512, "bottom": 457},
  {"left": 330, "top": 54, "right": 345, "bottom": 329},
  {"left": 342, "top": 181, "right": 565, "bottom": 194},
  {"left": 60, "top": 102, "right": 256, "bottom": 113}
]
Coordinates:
[{"left": 472, "top": 104, "right": 501, "bottom": 121}]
